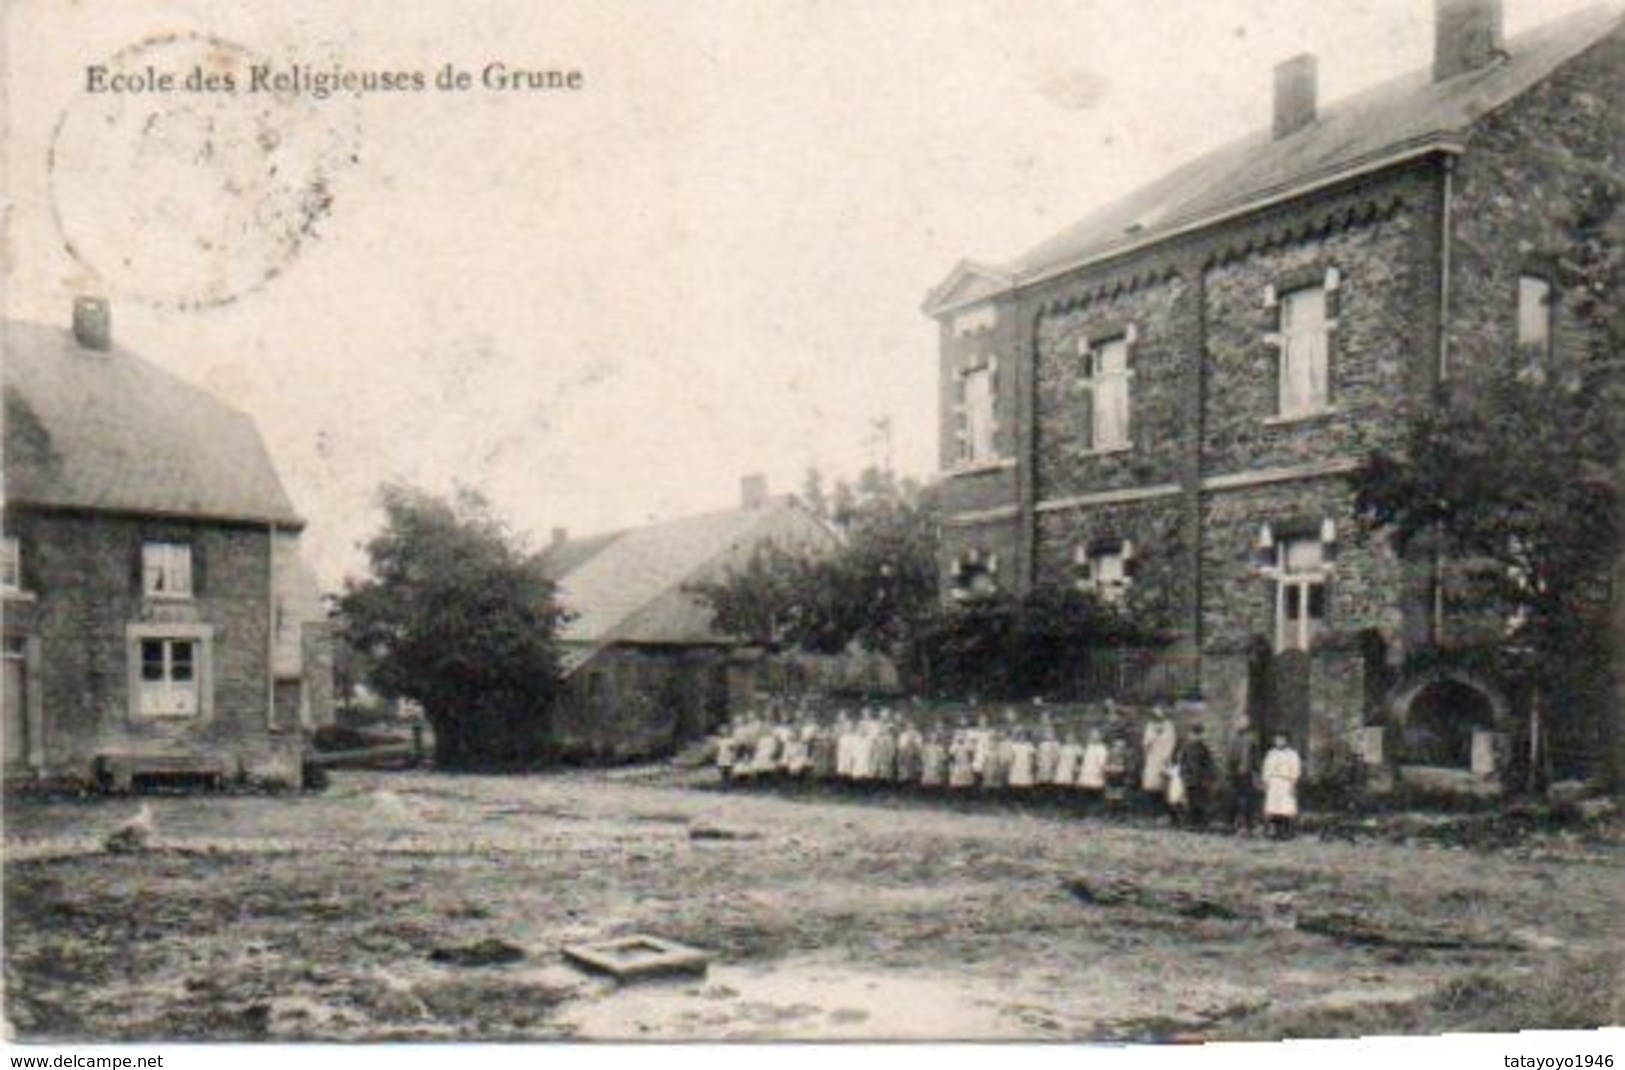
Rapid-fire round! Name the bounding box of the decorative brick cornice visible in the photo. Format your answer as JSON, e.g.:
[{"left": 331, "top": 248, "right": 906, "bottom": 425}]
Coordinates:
[
  {"left": 1203, "top": 192, "right": 1407, "bottom": 269},
  {"left": 1038, "top": 264, "right": 1184, "bottom": 317}
]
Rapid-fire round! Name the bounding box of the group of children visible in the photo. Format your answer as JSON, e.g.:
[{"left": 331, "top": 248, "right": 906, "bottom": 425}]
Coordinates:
[{"left": 713, "top": 700, "right": 1306, "bottom": 837}]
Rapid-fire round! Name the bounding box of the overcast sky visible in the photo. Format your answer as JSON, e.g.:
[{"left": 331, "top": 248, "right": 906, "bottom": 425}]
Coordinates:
[{"left": 4, "top": 0, "right": 1598, "bottom": 586}]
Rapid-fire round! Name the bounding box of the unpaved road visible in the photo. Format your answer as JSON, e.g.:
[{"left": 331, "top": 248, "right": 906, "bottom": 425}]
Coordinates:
[{"left": 4, "top": 770, "right": 1620, "bottom": 1041}]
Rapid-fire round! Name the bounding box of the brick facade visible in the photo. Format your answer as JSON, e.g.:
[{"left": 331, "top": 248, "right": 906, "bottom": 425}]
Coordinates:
[
  {"left": 925, "top": 13, "right": 1625, "bottom": 782},
  {"left": 2, "top": 508, "right": 303, "bottom": 785}
]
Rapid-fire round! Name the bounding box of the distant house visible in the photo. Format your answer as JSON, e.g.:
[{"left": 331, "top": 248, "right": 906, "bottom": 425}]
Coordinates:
[
  {"left": 540, "top": 476, "right": 838, "bottom": 760},
  {"left": 2, "top": 299, "right": 330, "bottom": 787}
]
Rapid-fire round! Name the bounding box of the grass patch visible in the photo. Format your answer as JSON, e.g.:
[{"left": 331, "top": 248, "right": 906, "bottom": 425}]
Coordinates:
[{"left": 1217, "top": 951, "right": 1621, "bottom": 1040}]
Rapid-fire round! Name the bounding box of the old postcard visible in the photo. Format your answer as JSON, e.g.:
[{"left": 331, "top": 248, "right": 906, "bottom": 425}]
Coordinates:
[{"left": 2, "top": 0, "right": 1621, "bottom": 1057}]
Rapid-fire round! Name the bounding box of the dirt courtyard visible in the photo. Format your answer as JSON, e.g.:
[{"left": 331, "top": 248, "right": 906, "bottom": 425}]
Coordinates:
[{"left": 4, "top": 770, "right": 1621, "bottom": 1041}]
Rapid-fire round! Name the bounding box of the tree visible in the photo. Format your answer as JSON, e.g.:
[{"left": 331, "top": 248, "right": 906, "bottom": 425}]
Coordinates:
[
  {"left": 904, "top": 585, "right": 1163, "bottom": 701},
  {"left": 690, "top": 465, "right": 940, "bottom": 658},
  {"left": 336, "top": 485, "right": 569, "bottom": 770},
  {"left": 1353, "top": 179, "right": 1625, "bottom": 787},
  {"left": 326, "top": 611, "right": 373, "bottom": 722}
]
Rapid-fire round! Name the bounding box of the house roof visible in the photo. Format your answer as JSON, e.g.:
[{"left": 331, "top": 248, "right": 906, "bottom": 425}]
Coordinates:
[
  {"left": 3, "top": 319, "right": 302, "bottom": 527},
  {"left": 540, "top": 498, "right": 838, "bottom": 670},
  {"left": 931, "top": 4, "right": 1624, "bottom": 309}
]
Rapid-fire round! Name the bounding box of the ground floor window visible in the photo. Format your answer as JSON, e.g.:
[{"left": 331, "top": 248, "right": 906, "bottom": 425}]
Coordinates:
[
  {"left": 1075, "top": 540, "right": 1133, "bottom": 607},
  {"left": 949, "top": 549, "right": 1000, "bottom": 602},
  {"left": 127, "top": 624, "right": 213, "bottom": 722},
  {"left": 3, "top": 637, "right": 29, "bottom": 770},
  {"left": 139, "top": 638, "right": 200, "bottom": 717},
  {"left": 1272, "top": 533, "right": 1329, "bottom": 653}
]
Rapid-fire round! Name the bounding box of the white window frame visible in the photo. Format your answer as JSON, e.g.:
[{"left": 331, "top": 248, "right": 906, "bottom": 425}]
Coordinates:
[
  {"left": 1075, "top": 541, "right": 1134, "bottom": 606},
  {"left": 958, "top": 363, "right": 998, "bottom": 465},
  {"left": 0, "top": 536, "right": 20, "bottom": 594},
  {"left": 1517, "top": 274, "right": 1553, "bottom": 362},
  {"left": 126, "top": 623, "right": 214, "bottom": 723},
  {"left": 949, "top": 549, "right": 1000, "bottom": 601},
  {"left": 142, "top": 542, "right": 193, "bottom": 600},
  {"left": 1268, "top": 533, "right": 1330, "bottom": 653},
  {"left": 1276, "top": 284, "right": 1331, "bottom": 418},
  {"left": 1084, "top": 335, "right": 1132, "bottom": 451},
  {"left": 138, "top": 638, "right": 201, "bottom": 718}
]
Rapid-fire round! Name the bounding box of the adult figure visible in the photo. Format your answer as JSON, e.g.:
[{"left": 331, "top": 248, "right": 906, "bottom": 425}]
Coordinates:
[
  {"left": 1177, "top": 723, "right": 1217, "bottom": 828},
  {"left": 1225, "top": 714, "right": 1260, "bottom": 833}
]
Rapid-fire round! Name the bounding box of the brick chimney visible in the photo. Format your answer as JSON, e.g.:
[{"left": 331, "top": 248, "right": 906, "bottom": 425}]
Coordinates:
[
  {"left": 72, "top": 296, "right": 111, "bottom": 352},
  {"left": 740, "top": 474, "right": 769, "bottom": 510},
  {"left": 1273, "top": 54, "right": 1318, "bottom": 139},
  {"left": 1434, "top": 0, "right": 1504, "bottom": 82}
]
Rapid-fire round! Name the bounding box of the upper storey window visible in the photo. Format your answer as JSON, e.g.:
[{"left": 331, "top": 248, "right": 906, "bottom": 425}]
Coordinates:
[
  {"left": 1278, "top": 284, "right": 1330, "bottom": 417},
  {"left": 1517, "top": 274, "right": 1553, "bottom": 364},
  {"left": 0, "top": 536, "right": 20, "bottom": 594},
  {"left": 953, "top": 358, "right": 999, "bottom": 466},
  {"left": 1086, "top": 335, "right": 1132, "bottom": 451},
  {"left": 142, "top": 542, "right": 193, "bottom": 599}
]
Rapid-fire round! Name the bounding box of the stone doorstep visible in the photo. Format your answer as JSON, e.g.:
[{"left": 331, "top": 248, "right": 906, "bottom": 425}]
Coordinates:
[
  {"left": 97, "top": 753, "right": 228, "bottom": 791},
  {"left": 563, "top": 935, "right": 712, "bottom": 982}
]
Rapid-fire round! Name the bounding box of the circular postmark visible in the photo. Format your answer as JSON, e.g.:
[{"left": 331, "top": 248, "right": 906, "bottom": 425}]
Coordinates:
[{"left": 49, "top": 33, "right": 361, "bottom": 310}]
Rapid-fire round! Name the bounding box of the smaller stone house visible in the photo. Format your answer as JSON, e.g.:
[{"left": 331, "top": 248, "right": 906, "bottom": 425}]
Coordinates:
[
  {"left": 2, "top": 300, "right": 326, "bottom": 787},
  {"left": 540, "top": 477, "right": 839, "bottom": 760}
]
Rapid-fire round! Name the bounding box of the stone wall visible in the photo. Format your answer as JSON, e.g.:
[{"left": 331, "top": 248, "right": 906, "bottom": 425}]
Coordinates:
[
  {"left": 1201, "top": 173, "right": 1439, "bottom": 476},
  {"left": 1033, "top": 497, "right": 1188, "bottom": 636},
  {"left": 1199, "top": 475, "right": 1408, "bottom": 655},
  {"left": 1033, "top": 274, "right": 1191, "bottom": 500},
  {"left": 554, "top": 645, "right": 731, "bottom": 761},
  {"left": 925, "top": 25, "right": 1625, "bottom": 783},
  {"left": 1447, "top": 24, "right": 1625, "bottom": 386}
]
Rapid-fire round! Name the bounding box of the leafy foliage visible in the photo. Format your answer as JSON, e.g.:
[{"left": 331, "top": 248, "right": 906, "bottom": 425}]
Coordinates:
[
  {"left": 689, "top": 466, "right": 939, "bottom": 657},
  {"left": 904, "top": 585, "right": 1165, "bottom": 701},
  {"left": 695, "top": 464, "right": 1165, "bottom": 699},
  {"left": 336, "top": 485, "right": 568, "bottom": 770},
  {"left": 1353, "top": 180, "right": 1623, "bottom": 781}
]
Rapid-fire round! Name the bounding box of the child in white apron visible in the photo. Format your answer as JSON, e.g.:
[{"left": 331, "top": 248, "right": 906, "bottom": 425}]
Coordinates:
[{"left": 1262, "top": 734, "right": 1303, "bottom": 839}]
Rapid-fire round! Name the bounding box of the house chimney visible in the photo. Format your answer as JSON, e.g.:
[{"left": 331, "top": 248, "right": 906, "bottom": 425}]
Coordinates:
[
  {"left": 550, "top": 527, "right": 569, "bottom": 549},
  {"left": 1434, "top": 0, "right": 1504, "bottom": 82},
  {"left": 1273, "top": 54, "right": 1318, "bottom": 139},
  {"left": 72, "top": 296, "right": 111, "bottom": 352},
  {"left": 741, "top": 474, "right": 769, "bottom": 510}
]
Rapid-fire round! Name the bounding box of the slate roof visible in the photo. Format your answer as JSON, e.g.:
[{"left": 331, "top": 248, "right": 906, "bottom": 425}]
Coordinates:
[
  {"left": 540, "top": 498, "right": 838, "bottom": 670},
  {"left": 938, "top": 3, "right": 1624, "bottom": 303},
  {"left": 3, "top": 319, "right": 302, "bottom": 527}
]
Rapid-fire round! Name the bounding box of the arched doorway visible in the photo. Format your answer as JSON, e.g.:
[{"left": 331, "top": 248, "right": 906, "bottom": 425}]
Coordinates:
[{"left": 1393, "top": 673, "right": 1502, "bottom": 769}]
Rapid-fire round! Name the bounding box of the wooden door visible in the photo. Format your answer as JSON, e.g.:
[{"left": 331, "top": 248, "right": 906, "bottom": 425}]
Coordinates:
[{"left": 3, "top": 638, "right": 28, "bottom": 775}]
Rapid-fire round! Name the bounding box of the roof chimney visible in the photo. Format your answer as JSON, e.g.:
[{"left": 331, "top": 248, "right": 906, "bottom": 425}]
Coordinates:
[
  {"left": 1434, "top": 0, "right": 1504, "bottom": 82},
  {"left": 72, "top": 296, "right": 111, "bottom": 352},
  {"left": 550, "top": 527, "right": 569, "bottom": 549},
  {"left": 741, "top": 474, "right": 769, "bottom": 510},
  {"left": 1273, "top": 54, "right": 1318, "bottom": 139}
]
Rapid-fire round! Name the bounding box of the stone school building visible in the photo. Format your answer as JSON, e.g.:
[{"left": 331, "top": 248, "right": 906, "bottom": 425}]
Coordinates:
[
  {"left": 2, "top": 300, "right": 331, "bottom": 788},
  {"left": 924, "top": 0, "right": 1624, "bottom": 787}
]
